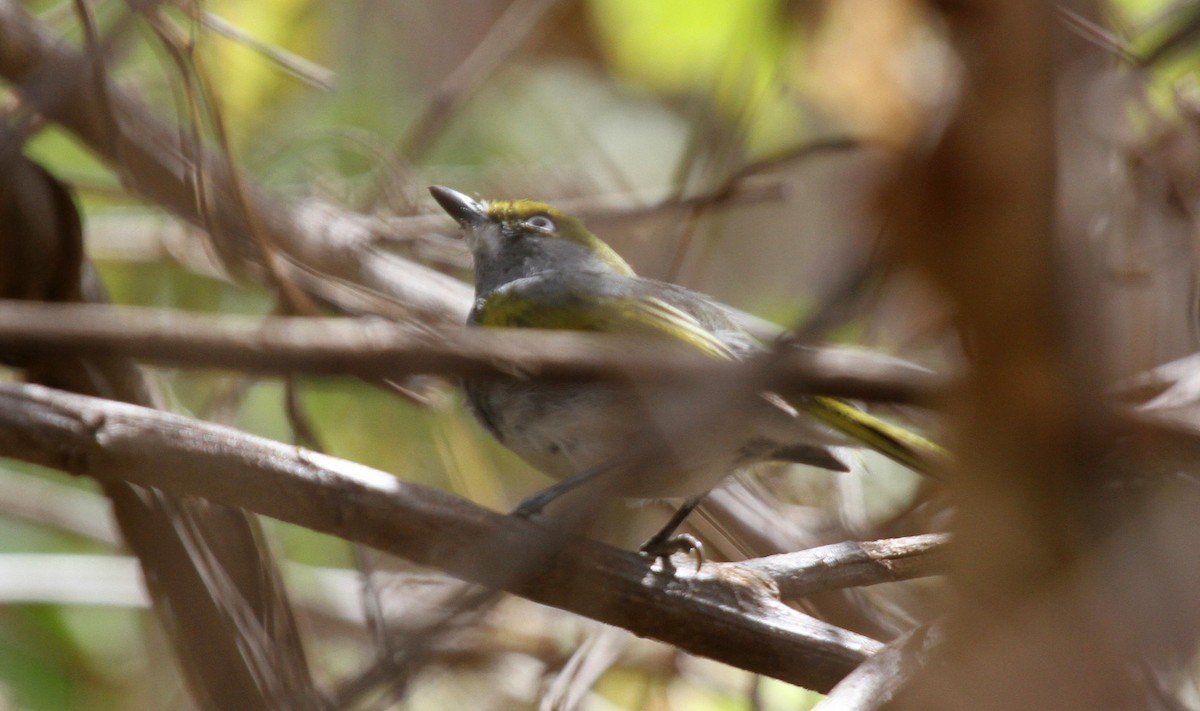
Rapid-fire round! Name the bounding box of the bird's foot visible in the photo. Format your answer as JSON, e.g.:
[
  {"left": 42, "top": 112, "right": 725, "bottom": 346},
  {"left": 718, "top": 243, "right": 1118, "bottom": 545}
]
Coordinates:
[
  {"left": 639, "top": 533, "right": 704, "bottom": 575},
  {"left": 506, "top": 482, "right": 571, "bottom": 516},
  {"left": 510, "top": 490, "right": 554, "bottom": 519}
]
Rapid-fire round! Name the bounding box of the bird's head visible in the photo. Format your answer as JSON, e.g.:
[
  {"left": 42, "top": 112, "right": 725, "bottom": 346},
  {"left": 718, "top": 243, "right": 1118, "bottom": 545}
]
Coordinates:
[{"left": 429, "top": 186, "right": 634, "bottom": 295}]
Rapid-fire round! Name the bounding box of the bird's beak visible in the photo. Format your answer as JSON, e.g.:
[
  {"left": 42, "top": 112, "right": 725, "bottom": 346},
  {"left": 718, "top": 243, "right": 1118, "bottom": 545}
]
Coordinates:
[{"left": 429, "top": 186, "right": 488, "bottom": 228}]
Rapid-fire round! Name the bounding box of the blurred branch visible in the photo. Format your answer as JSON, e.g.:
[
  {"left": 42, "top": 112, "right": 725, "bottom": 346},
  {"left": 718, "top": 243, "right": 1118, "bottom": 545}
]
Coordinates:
[
  {"left": 333, "top": 583, "right": 500, "bottom": 707},
  {"left": 1056, "top": 6, "right": 1140, "bottom": 65},
  {"left": 0, "top": 132, "right": 326, "bottom": 707},
  {"left": 566, "top": 138, "right": 871, "bottom": 224},
  {"left": 381, "top": 0, "right": 565, "bottom": 166},
  {"left": 1136, "top": 1, "right": 1200, "bottom": 67},
  {"left": 813, "top": 626, "right": 943, "bottom": 711},
  {"left": 0, "top": 379, "right": 881, "bottom": 693},
  {"left": 0, "top": 552, "right": 455, "bottom": 631},
  {"left": 0, "top": 466, "right": 120, "bottom": 545},
  {"left": 0, "top": 0, "right": 472, "bottom": 323},
  {"left": 0, "top": 553, "right": 149, "bottom": 607},
  {"left": 0, "top": 1, "right": 868, "bottom": 341},
  {"left": 190, "top": 9, "right": 336, "bottom": 91},
  {"left": 0, "top": 300, "right": 944, "bottom": 405},
  {"left": 878, "top": 0, "right": 1164, "bottom": 709},
  {"left": 370, "top": 146, "right": 850, "bottom": 245},
  {"left": 138, "top": 2, "right": 324, "bottom": 318},
  {"left": 661, "top": 136, "right": 870, "bottom": 275},
  {"left": 1114, "top": 351, "right": 1200, "bottom": 407},
  {"left": 363, "top": 0, "right": 569, "bottom": 210}
]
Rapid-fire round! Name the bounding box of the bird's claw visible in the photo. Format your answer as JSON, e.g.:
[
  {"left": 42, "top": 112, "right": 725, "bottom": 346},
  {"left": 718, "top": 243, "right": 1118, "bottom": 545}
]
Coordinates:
[
  {"left": 639, "top": 533, "right": 704, "bottom": 574},
  {"left": 511, "top": 490, "right": 555, "bottom": 519}
]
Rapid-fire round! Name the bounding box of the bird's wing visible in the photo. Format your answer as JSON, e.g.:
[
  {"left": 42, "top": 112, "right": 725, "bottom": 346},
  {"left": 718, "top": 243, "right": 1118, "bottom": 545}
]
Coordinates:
[
  {"left": 474, "top": 278, "right": 738, "bottom": 360},
  {"left": 799, "top": 396, "right": 947, "bottom": 475},
  {"left": 476, "top": 276, "right": 948, "bottom": 475}
]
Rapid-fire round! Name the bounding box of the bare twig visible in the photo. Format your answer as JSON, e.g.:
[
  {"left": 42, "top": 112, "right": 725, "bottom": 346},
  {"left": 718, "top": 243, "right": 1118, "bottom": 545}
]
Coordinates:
[
  {"left": 0, "top": 553, "right": 149, "bottom": 607},
  {"left": 736, "top": 534, "right": 949, "bottom": 601},
  {"left": 364, "top": 0, "right": 567, "bottom": 209},
  {"left": 136, "top": 4, "right": 224, "bottom": 268},
  {"left": 1056, "top": 6, "right": 1141, "bottom": 65},
  {"left": 382, "top": 0, "right": 564, "bottom": 165},
  {"left": 0, "top": 552, "right": 488, "bottom": 633},
  {"left": 0, "top": 0, "right": 472, "bottom": 323},
  {"left": 0, "top": 1, "right": 863, "bottom": 337},
  {"left": 662, "top": 137, "right": 871, "bottom": 278},
  {"left": 0, "top": 301, "right": 944, "bottom": 405},
  {"left": 191, "top": 9, "right": 336, "bottom": 91},
  {"left": 1136, "top": 2, "right": 1200, "bottom": 67},
  {"left": 333, "top": 584, "right": 500, "bottom": 707},
  {"left": 140, "top": 4, "right": 322, "bottom": 316}
]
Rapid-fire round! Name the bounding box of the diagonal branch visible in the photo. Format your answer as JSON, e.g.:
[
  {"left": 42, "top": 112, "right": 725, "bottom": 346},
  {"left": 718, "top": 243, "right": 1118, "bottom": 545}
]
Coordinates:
[{"left": 0, "top": 379, "right": 884, "bottom": 692}]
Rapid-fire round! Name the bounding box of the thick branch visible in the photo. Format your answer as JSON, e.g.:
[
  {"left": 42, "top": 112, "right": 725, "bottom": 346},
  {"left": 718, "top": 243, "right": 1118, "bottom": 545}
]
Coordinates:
[
  {"left": 878, "top": 1, "right": 1149, "bottom": 710},
  {"left": 0, "top": 379, "right": 881, "bottom": 692}
]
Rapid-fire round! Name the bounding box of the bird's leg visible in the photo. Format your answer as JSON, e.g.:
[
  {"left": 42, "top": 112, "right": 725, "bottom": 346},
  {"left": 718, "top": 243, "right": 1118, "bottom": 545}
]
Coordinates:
[
  {"left": 511, "top": 460, "right": 617, "bottom": 518},
  {"left": 639, "top": 494, "right": 706, "bottom": 573}
]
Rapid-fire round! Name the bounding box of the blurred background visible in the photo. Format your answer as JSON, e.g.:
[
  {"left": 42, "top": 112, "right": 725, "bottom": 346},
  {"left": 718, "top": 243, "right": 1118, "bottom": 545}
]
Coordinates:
[{"left": 2, "top": 0, "right": 1200, "bottom": 709}]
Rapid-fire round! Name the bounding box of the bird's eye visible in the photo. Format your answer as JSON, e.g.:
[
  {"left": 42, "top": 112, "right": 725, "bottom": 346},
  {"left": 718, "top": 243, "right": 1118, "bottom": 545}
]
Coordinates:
[{"left": 526, "top": 215, "right": 556, "bottom": 232}]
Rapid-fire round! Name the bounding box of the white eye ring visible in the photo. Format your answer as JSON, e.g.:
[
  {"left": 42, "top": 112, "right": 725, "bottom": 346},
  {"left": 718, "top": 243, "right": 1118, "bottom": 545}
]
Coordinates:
[{"left": 526, "top": 215, "right": 556, "bottom": 231}]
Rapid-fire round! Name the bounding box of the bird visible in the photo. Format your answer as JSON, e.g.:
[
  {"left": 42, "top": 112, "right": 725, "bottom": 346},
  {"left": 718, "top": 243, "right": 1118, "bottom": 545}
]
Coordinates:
[{"left": 429, "top": 185, "right": 943, "bottom": 563}]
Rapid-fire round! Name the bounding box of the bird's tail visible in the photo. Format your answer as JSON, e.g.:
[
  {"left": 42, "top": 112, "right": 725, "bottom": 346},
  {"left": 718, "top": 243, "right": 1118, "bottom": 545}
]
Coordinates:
[{"left": 800, "top": 396, "right": 948, "bottom": 476}]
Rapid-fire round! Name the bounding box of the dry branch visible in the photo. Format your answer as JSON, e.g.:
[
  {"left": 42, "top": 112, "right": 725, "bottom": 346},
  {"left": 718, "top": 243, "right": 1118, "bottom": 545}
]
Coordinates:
[
  {"left": 0, "top": 131, "right": 325, "bottom": 707},
  {"left": 0, "top": 301, "right": 942, "bottom": 404},
  {"left": 0, "top": 378, "right": 886, "bottom": 692},
  {"left": 738, "top": 534, "right": 949, "bottom": 601}
]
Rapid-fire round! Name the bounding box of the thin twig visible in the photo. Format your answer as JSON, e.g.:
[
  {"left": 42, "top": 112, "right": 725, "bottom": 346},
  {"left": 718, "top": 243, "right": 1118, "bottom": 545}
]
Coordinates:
[
  {"left": 0, "top": 0, "right": 474, "bottom": 323},
  {"left": 181, "top": 9, "right": 322, "bottom": 316},
  {"left": 735, "top": 534, "right": 950, "bottom": 600},
  {"left": 0, "top": 301, "right": 944, "bottom": 404},
  {"left": 191, "top": 8, "right": 336, "bottom": 91},
  {"left": 137, "top": 5, "right": 223, "bottom": 266},
  {"left": 1056, "top": 6, "right": 1142, "bottom": 65},
  {"left": 368, "top": 0, "right": 566, "bottom": 207}
]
